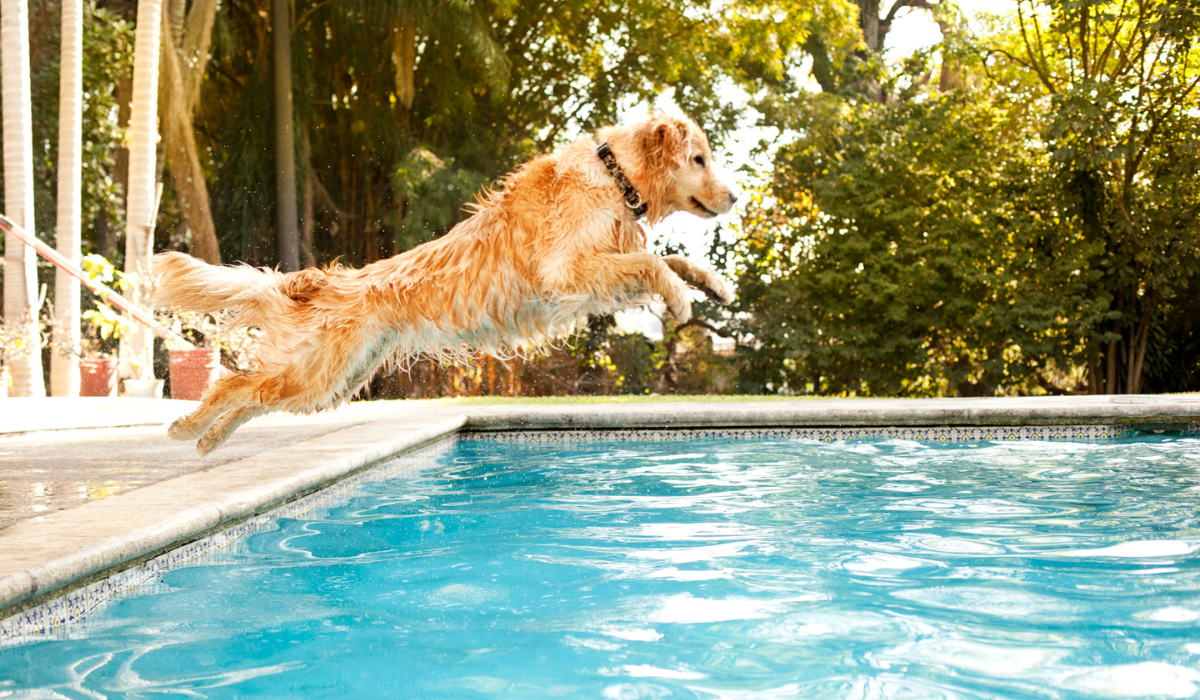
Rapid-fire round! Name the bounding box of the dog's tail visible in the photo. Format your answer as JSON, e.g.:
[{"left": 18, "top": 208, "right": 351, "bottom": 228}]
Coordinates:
[{"left": 150, "top": 252, "right": 290, "bottom": 323}]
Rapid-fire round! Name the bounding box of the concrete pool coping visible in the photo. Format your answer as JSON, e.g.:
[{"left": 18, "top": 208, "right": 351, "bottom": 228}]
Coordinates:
[
  {"left": 1, "top": 393, "right": 1198, "bottom": 621},
  {"left": 0, "top": 397, "right": 200, "bottom": 435}
]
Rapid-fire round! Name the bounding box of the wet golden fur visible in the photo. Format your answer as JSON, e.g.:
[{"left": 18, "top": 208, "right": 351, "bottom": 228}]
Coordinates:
[{"left": 152, "top": 114, "right": 736, "bottom": 455}]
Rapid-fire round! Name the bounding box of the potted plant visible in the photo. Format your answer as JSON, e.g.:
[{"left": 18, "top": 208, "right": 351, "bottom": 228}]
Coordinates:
[
  {"left": 0, "top": 318, "right": 31, "bottom": 399},
  {"left": 167, "top": 342, "right": 220, "bottom": 401},
  {"left": 78, "top": 302, "right": 126, "bottom": 397},
  {"left": 162, "top": 311, "right": 259, "bottom": 401},
  {"left": 75, "top": 254, "right": 164, "bottom": 398}
]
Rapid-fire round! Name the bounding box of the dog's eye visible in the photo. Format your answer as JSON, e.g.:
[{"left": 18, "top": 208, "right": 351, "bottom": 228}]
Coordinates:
[{"left": 693, "top": 155, "right": 705, "bottom": 166}]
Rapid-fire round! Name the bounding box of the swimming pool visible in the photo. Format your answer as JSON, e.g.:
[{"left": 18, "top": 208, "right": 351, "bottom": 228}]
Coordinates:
[{"left": 3, "top": 435, "right": 1200, "bottom": 698}]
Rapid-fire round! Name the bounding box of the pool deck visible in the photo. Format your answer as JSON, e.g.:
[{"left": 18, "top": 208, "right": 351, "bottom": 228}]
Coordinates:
[{"left": 1, "top": 393, "right": 1198, "bottom": 618}]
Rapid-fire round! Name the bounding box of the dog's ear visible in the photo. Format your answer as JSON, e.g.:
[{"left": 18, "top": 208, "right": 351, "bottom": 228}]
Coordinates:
[{"left": 643, "top": 117, "right": 689, "bottom": 170}]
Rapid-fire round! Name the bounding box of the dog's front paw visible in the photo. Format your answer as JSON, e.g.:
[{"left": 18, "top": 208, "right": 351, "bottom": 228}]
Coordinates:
[
  {"left": 698, "top": 272, "right": 735, "bottom": 304},
  {"left": 664, "top": 280, "right": 693, "bottom": 323},
  {"left": 671, "top": 300, "right": 693, "bottom": 324}
]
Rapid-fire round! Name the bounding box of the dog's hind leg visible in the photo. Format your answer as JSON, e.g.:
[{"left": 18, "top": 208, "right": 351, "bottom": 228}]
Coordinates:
[
  {"left": 195, "top": 405, "right": 269, "bottom": 457},
  {"left": 167, "top": 373, "right": 263, "bottom": 441}
]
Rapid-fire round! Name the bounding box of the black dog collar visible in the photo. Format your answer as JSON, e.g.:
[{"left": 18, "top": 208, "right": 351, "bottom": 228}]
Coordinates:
[{"left": 596, "top": 142, "right": 648, "bottom": 219}]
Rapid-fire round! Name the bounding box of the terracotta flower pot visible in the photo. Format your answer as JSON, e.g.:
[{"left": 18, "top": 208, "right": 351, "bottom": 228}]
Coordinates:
[
  {"left": 169, "top": 347, "right": 221, "bottom": 400},
  {"left": 80, "top": 357, "right": 119, "bottom": 397}
]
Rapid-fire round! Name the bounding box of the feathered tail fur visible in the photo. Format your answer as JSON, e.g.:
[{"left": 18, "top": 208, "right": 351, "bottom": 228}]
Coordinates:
[{"left": 151, "top": 251, "right": 289, "bottom": 324}]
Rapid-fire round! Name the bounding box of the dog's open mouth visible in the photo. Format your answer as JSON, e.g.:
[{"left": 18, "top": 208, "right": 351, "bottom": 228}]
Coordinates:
[{"left": 690, "top": 197, "right": 719, "bottom": 218}]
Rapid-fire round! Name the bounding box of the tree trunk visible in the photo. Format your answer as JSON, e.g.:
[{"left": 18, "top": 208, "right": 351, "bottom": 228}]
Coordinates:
[
  {"left": 859, "top": 0, "right": 882, "bottom": 52},
  {"left": 120, "top": 0, "right": 163, "bottom": 381},
  {"left": 113, "top": 67, "right": 133, "bottom": 224},
  {"left": 180, "top": 0, "right": 217, "bottom": 112},
  {"left": 274, "top": 0, "right": 300, "bottom": 272},
  {"left": 392, "top": 5, "right": 417, "bottom": 110},
  {"left": 1127, "top": 312, "right": 1152, "bottom": 394},
  {"left": 301, "top": 130, "right": 316, "bottom": 268},
  {"left": 158, "top": 0, "right": 220, "bottom": 264},
  {"left": 160, "top": 4, "right": 221, "bottom": 264},
  {"left": 1, "top": 0, "right": 45, "bottom": 397},
  {"left": 51, "top": 0, "right": 84, "bottom": 397},
  {"left": 936, "top": 17, "right": 965, "bottom": 91},
  {"left": 1104, "top": 338, "right": 1118, "bottom": 394},
  {"left": 166, "top": 0, "right": 185, "bottom": 48}
]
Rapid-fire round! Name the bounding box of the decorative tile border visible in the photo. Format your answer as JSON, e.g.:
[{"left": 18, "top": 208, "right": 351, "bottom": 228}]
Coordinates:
[
  {"left": 5, "top": 420, "right": 1196, "bottom": 647},
  {"left": 0, "top": 437, "right": 455, "bottom": 648},
  {"left": 467, "top": 424, "right": 1147, "bottom": 445}
]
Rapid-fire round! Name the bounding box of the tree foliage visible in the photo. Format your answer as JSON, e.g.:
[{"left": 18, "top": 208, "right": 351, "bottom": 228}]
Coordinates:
[
  {"left": 732, "top": 0, "right": 1200, "bottom": 396},
  {"left": 192, "top": 0, "right": 856, "bottom": 268},
  {"left": 18, "top": 0, "right": 1200, "bottom": 397}
]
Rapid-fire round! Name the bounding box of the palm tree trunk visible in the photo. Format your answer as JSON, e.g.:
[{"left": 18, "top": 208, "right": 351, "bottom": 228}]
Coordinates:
[
  {"left": 120, "top": 0, "right": 164, "bottom": 381},
  {"left": 1, "top": 0, "right": 45, "bottom": 397},
  {"left": 51, "top": 0, "right": 84, "bottom": 397},
  {"left": 274, "top": 0, "right": 300, "bottom": 272}
]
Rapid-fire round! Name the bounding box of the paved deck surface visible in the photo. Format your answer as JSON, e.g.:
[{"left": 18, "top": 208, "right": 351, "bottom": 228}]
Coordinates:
[
  {"left": 1, "top": 394, "right": 1197, "bottom": 617},
  {"left": 0, "top": 401, "right": 432, "bottom": 528}
]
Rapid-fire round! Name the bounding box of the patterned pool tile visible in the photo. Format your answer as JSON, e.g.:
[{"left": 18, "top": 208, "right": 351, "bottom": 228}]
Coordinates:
[{"left": 468, "top": 424, "right": 1141, "bottom": 445}]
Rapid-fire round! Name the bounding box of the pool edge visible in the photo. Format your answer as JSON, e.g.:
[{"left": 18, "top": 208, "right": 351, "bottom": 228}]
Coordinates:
[{"left": 0, "top": 412, "right": 468, "bottom": 625}]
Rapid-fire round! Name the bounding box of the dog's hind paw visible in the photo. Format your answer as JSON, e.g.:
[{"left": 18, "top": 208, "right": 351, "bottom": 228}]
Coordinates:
[
  {"left": 167, "top": 417, "right": 205, "bottom": 441},
  {"left": 195, "top": 429, "right": 229, "bottom": 458}
]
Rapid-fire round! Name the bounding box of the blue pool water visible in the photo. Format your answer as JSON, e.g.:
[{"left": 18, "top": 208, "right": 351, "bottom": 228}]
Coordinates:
[{"left": 4, "top": 436, "right": 1200, "bottom": 698}]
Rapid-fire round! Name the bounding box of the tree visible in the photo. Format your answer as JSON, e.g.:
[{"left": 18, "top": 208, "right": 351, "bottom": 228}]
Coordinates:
[
  {"left": 120, "top": 0, "right": 163, "bottom": 380},
  {"left": 2, "top": 0, "right": 46, "bottom": 397},
  {"left": 51, "top": 0, "right": 84, "bottom": 397},
  {"left": 730, "top": 92, "right": 1104, "bottom": 396},
  {"left": 988, "top": 0, "right": 1200, "bottom": 393},
  {"left": 803, "top": 0, "right": 959, "bottom": 99},
  {"left": 273, "top": 0, "right": 299, "bottom": 271},
  {"left": 160, "top": 0, "right": 221, "bottom": 264},
  {"left": 734, "top": 0, "right": 1200, "bottom": 396}
]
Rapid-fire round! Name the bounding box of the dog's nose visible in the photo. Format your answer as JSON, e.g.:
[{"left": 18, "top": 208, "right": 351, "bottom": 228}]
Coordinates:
[{"left": 728, "top": 192, "right": 738, "bottom": 205}]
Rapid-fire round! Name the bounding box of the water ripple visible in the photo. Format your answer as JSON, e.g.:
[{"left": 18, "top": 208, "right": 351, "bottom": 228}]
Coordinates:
[{"left": 5, "top": 436, "right": 1200, "bottom": 699}]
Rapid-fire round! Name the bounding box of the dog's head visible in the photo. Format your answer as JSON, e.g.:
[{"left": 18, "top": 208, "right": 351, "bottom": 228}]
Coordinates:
[{"left": 599, "top": 114, "right": 737, "bottom": 223}]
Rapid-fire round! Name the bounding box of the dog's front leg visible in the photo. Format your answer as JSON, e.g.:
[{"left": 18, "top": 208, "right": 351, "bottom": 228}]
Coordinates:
[
  {"left": 557, "top": 252, "right": 693, "bottom": 323},
  {"left": 660, "top": 255, "right": 734, "bottom": 304}
]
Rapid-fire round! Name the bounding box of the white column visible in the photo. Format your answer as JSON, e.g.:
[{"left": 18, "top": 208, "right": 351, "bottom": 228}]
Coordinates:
[
  {"left": 120, "top": 0, "right": 163, "bottom": 381},
  {"left": 1, "top": 0, "right": 46, "bottom": 397},
  {"left": 52, "top": 0, "right": 84, "bottom": 397}
]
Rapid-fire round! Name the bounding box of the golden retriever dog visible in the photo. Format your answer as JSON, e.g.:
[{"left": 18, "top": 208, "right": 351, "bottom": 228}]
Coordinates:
[{"left": 152, "top": 113, "right": 736, "bottom": 455}]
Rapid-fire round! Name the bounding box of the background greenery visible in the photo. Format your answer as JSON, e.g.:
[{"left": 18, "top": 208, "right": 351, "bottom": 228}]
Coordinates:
[{"left": 13, "top": 0, "right": 1200, "bottom": 397}]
